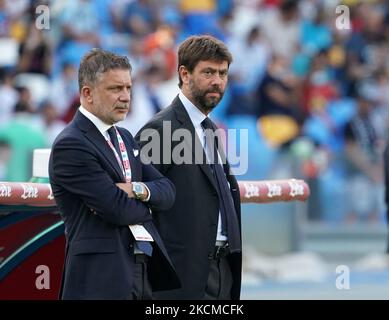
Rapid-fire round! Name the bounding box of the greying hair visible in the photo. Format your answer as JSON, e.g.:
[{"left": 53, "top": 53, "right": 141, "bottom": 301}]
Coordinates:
[
  {"left": 78, "top": 48, "right": 132, "bottom": 92},
  {"left": 177, "top": 35, "right": 233, "bottom": 88}
]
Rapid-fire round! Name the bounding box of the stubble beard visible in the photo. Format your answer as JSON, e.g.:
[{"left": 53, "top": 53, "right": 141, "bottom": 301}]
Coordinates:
[
  {"left": 94, "top": 101, "right": 129, "bottom": 125},
  {"left": 189, "top": 79, "right": 224, "bottom": 114}
]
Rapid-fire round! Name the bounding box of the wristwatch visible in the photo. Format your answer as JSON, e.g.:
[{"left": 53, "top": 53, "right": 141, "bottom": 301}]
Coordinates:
[{"left": 132, "top": 182, "right": 146, "bottom": 200}]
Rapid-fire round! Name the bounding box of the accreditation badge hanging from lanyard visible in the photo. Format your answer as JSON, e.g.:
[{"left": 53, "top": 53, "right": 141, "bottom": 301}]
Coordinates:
[
  {"left": 106, "top": 126, "right": 154, "bottom": 242},
  {"left": 106, "top": 126, "right": 132, "bottom": 183}
]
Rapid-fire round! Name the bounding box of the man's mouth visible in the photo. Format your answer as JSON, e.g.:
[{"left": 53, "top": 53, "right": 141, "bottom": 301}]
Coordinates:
[{"left": 115, "top": 106, "right": 129, "bottom": 111}]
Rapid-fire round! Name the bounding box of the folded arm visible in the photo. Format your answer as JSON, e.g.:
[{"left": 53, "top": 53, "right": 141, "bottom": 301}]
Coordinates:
[{"left": 49, "top": 137, "right": 152, "bottom": 226}]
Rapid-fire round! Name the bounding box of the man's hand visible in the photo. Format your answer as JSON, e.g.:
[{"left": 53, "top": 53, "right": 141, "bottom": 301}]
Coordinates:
[
  {"left": 116, "top": 182, "right": 150, "bottom": 201},
  {"left": 116, "top": 182, "right": 135, "bottom": 198}
]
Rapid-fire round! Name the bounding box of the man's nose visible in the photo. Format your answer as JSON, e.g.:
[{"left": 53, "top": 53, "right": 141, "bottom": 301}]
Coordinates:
[
  {"left": 210, "top": 73, "right": 224, "bottom": 86},
  {"left": 119, "top": 89, "right": 131, "bottom": 101}
]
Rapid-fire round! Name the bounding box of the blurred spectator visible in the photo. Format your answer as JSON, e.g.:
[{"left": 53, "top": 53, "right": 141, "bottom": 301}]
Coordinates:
[
  {"left": 143, "top": 24, "right": 177, "bottom": 79},
  {"left": 110, "top": 0, "right": 133, "bottom": 31},
  {"left": 93, "top": 0, "right": 117, "bottom": 35},
  {"left": 255, "top": 54, "right": 303, "bottom": 147},
  {"left": 383, "top": 137, "right": 389, "bottom": 253},
  {"left": 259, "top": 0, "right": 301, "bottom": 59},
  {"left": 303, "top": 50, "right": 338, "bottom": 116},
  {"left": 49, "top": 62, "right": 79, "bottom": 117},
  {"left": 0, "top": 68, "right": 18, "bottom": 125},
  {"left": 59, "top": 0, "right": 100, "bottom": 46},
  {"left": 179, "top": 0, "right": 225, "bottom": 39},
  {"left": 257, "top": 55, "right": 298, "bottom": 117},
  {"left": 39, "top": 100, "right": 66, "bottom": 146},
  {"left": 2, "top": 0, "right": 29, "bottom": 20},
  {"left": 343, "top": 81, "right": 385, "bottom": 223},
  {"left": 344, "top": 2, "right": 386, "bottom": 97},
  {"left": 62, "top": 95, "right": 80, "bottom": 124},
  {"left": 369, "top": 70, "right": 389, "bottom": 140},
  {"left": 141, "top": 64, "right": 165, "bottom": 114},
  {"left": 17, "top": 21, "right": 51, "bottom": 76},
  {"left": 57, "top": 0, "right": 100, "bottom": 66},
  {"left": 326, "top": 31, "right": 348, "bottom": 94},
  {"left": 121, "top": 0, "right": 157, "bottom": 36},
  {"left": 0, "top": 139, "right": 11, "bottom": 180},
  {"left": 126, "top": 35, "right": 148, "bottom": 80},
  {"left": 300, "top": 6, "right": 332, "bottom": 55},
  {"left": 227, "top": 25, "right": 270, "bottom": 116},
  {"left": 0, "top": 0, "right": 10, "bottom": 37},
  {"left": 14, "top": 86, "right": 35, "bottom": 113},
  {"left": 0, "top": 98, "right": 46, "bottom": 181}
]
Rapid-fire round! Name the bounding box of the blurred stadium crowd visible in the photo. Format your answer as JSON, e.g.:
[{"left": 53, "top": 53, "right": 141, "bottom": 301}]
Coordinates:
[{"left": 0, "top": 0, "right": 389, "bottom": 225}]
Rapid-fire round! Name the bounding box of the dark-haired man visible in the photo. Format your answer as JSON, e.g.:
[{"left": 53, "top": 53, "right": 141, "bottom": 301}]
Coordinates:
[
  {"left": 49, "top": 48, "right": 180, "bottom": 299},
  {"left": 136, "top": 35, "right": 242, "bottom": 300}
]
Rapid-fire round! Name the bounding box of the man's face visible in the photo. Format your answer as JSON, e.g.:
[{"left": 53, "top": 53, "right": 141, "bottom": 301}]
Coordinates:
[
  {"left": 183, "top": 60, "right": 228, "bottom": 114},
  {"left": 88, "top": 69, "right": 132, "bottom": 125}
]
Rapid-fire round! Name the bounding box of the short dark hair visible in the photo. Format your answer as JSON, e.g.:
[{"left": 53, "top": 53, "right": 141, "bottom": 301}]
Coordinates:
[
  {"left": 177, "top": 35, "right": 233, "bottom": 88},
  {"left": 78, "top": 48, "right": 132, "bottom": 92}
]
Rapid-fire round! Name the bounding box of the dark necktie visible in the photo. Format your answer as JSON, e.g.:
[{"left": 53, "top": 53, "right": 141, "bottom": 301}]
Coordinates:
[
  {"left": 107, "top": 126, "right": 121, "bottom": 156},
  {"left": 201, "top": 117, "right": 241, "bottom": 253},
  {"left": 108, "top": 127, "right": 153, "bottom": 257},
  {"left": 136, "top": 241, "right": 153, "bottom": 257}
]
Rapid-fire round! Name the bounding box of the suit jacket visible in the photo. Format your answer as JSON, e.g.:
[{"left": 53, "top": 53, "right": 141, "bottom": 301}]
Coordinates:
[
  {"left": 135, "top": 96, "right": 242, "bottom": 300},
  {"left": 49, "top": 110, "right": 180, "bottom": 299}
]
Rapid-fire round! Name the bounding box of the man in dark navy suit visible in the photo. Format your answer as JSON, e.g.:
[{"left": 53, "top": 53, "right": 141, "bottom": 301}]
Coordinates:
[
  {"left": 49, "top": 49, "right": 180, "bottom": 300},
  {"left": 136, "top": 35, "right": 242, "bottom": 300}
]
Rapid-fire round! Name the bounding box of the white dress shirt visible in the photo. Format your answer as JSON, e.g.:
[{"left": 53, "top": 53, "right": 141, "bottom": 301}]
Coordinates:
[
  {"left": 79, "top": 105, "right": 112, "bottom": 139},
  {"left": 79, "top": 105, "right": 151, "bottom": 201},
  {"left": 178, "top": 92, "right": 228, "bottom": 242}
]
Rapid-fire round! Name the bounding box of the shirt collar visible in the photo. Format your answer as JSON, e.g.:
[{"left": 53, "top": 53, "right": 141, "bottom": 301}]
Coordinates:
[
  {"left": 79, "top": 105, "right": 113, "bottom": 137},
  {"left": 178, "top": 91, "right": 209, "bottom": 129}
]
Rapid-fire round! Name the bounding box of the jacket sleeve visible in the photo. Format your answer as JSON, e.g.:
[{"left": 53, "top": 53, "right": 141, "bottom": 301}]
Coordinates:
[
  {"left": 49, "top": 135, "right": 152, "bottom": 226},
  {"left": 134, "top": 120, "right": 176, "bottom": 211},
  {"left": 125, "top": 131, "right": 175, "bottom": 211},
  {"left": 141, "top": 163, "right": 176, "bottom": 211}
]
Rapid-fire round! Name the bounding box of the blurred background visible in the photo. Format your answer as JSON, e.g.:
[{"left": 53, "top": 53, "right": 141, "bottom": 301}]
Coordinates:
[{"left": 0, "top": 0, "right": 389, "bottom": 299}]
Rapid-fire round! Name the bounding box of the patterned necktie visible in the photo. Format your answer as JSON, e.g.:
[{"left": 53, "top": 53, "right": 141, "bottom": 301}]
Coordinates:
[{"left": 201, "top": 117, "right": 241, "bottom": 253}]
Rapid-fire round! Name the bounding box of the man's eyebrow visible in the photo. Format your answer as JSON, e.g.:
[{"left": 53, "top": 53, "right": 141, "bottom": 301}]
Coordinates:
[
  {"left": 107, "top": 83, "right": 132, "bottom": 88},
  {"left": 202, "top": 67, "right": 228, "bottom": 72}
]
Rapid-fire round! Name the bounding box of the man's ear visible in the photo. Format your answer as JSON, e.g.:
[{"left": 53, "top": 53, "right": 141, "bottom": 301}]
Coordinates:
[
  {"left": 80, "top": 85, "right": 93, "bottom": 104},
  {"left": 179, "top": 65, "right": 190, "bottom": 86}
]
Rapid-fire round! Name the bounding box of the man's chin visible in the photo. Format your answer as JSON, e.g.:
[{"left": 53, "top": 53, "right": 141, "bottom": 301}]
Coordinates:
[
  {"left": 205, "top": 98, "right": 220, "bottom": 109},
  {"left": 112, "top": 114, "right": 128, "bottom": 123}
]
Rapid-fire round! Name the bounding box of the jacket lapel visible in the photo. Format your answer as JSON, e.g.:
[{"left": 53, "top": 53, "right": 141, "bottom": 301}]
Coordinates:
[
  {"left": 74, "top": 111, "right": 125, "bottom": 182},
  {"left": 172, "top": 96, "right": 218, "bottom": 192}
]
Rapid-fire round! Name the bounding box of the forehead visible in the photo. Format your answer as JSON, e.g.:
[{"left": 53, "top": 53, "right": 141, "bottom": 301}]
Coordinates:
[
  {"left": 98, "top": 69, "right": 132, "bottom": 85},
  {"left": 194, "top": 60, "right": 229, "bottom": 71}
]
